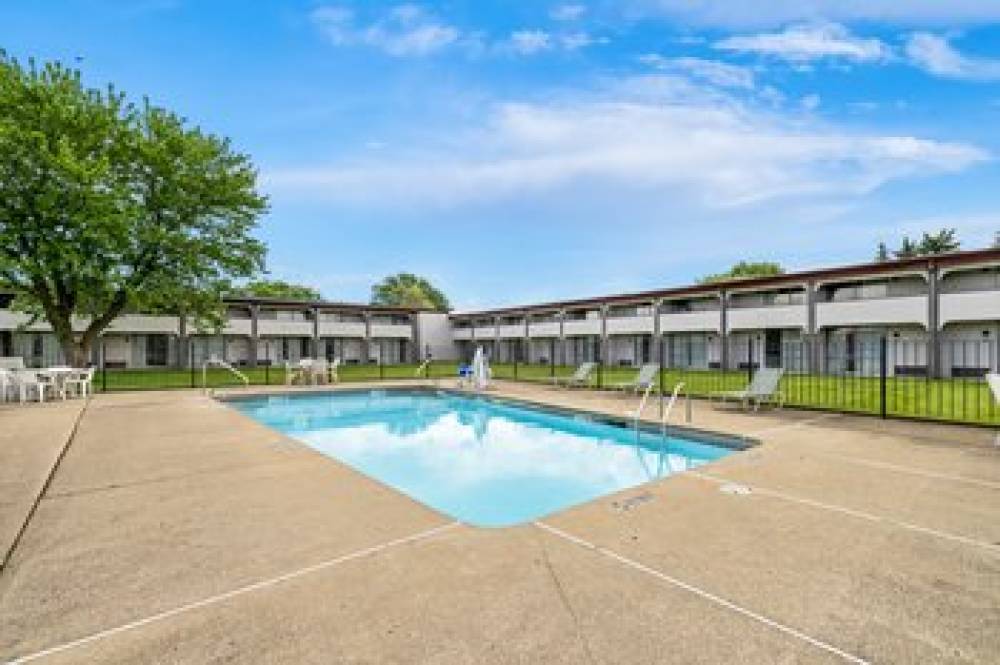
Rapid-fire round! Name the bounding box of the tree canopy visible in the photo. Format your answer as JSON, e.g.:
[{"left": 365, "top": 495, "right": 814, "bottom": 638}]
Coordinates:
[
  {"left": 698, "top": 261, "right": 785, "bottom": 284},
  {"left": 876, "top": 228, "right": 961, "bottom": 261},
  {"left": 235, "top": 279, "right": 321, "bottom": 301},
  {"left": 371, "top": 273, "right": 450, "bottom": 311},
  {"left": 0, "top": 54, "right": 267, "bottom": 365}
]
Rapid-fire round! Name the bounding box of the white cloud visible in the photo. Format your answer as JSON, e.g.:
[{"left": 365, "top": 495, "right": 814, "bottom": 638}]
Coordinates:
[
  {"left": 639, "top": 54, "right": 755, "bottom": 89},
  {"left": 636, "top": 1, "right": 1000, "bottom": 28},
  {"left": 264, "top": 75, "right": 988, "bottom": 211},
  {"left": 508, "top": 30, "right": 552, "bottom": 55},
  {"left": 551, "top": 4, "right": 587, "bottom": 21},
  {"left": 715, "top": 23, "right": 889, "bottom": 63},
  {"left": 801, "top": 93, "right": 821, "bottom": 111},
  {"left": 905, "top": 33, "right": 1000, "bottom": 81},
  {"left": 310, "top": 4, "right": 460, "bottom": 57}
]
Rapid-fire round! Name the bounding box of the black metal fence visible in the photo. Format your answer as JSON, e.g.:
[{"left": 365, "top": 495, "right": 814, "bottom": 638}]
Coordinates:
[{"left": 91, "top": 336, "right": 999, "bottom": 427}]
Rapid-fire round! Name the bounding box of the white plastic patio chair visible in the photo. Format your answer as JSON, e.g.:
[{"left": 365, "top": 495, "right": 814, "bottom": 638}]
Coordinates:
[
  {"left": 0, "top": 368, "right": 13, "bottom": 403},
  {"left": 0, "top": 357, "right": 25, "bottom": 370},
  {"left": 713, "top": 367, "right": 785, "bottom": 411},
  {"left": 63, "top": 367, "right": 96, "bottom": 399},
  {"left": 328, "top": 357, "right": 341, "bottom": 383},
  {"left": 11, "top": 370, "right": 55, "bottom": 403}
]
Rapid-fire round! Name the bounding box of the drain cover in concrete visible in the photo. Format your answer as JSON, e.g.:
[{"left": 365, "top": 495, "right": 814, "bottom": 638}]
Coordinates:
[{"left": 720, "top": 483, "right": 752, "bottom": 496}]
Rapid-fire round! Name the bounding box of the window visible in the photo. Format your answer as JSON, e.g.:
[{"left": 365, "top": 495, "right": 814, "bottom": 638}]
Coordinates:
[
  {"left": 146, "top": 335, "right": 169, "bottom": 366},
  {"left": 0, "top": 293, "right": 13, "bottom": 309},
  {"left": 300, "top": 338, "right": 311, "bottom": 357},
  {"left": 31, "top": 335, "right": 44, "bottom": 359}
]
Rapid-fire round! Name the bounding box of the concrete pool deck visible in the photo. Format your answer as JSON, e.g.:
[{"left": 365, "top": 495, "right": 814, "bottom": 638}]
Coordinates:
[{"left": 1, "top": 382, "right": 997, "bottom": 664}]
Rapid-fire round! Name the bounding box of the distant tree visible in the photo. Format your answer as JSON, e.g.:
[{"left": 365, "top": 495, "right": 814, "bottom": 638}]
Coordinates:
[
  {"left": 0, "top": 55, "right": 267, "bottom": 366},
  {"left": 916, "top": 228, "right": 960, "bottom": 255},
  {"left": 698, "top": 261, "right": 785, "bottom": 284},
  {"left": 992, "top": 230, "right": 1000, "bottom": 248},
  {"left": 236, "top": 279, "right": 321, "bottom": 301},
  {"left": 371, "top": 273, "right": 450, "bottom": 311},
  {"left": 895, "top": 236, "right": 919, "bottom": 258},
  {"left": 882, "top": 228, "right": 961, "bottom": 260},
  {"left": 875, "top": 242, "right": 890, "bottom": 262}
]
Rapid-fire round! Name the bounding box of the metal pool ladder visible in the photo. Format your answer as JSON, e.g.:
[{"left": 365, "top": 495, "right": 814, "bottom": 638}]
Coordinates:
[
  {"left": 202, "top": 355, "right": 250, "bottom": 393},
  {"left": 659, "top": 382, "right": 689, "bottom": 437}
]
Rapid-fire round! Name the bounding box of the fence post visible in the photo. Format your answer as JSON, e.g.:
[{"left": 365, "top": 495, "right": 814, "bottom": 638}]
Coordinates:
[
  {"left": 101, "top": 339, "right": 108, "bottom": 392},
  {"left": 879, "top": 336, "right": 888, "bottom": 419},
  {"left": 514, "top": 359, "right": 518, "bottom": 380},
  {"left": 597, "top": 362, "right": 603, "bottom": 389},
  {"left": 747, "top": 337, "right": 754, "bottom": 383},
  {"left": 189, "top": 341, "right": 195, "bottom": 388}
]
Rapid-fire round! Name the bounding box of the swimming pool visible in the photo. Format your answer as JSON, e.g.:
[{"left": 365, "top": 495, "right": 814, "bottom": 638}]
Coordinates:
[{"left": 227, "top": 389, "right": 744, "bottom": 527}]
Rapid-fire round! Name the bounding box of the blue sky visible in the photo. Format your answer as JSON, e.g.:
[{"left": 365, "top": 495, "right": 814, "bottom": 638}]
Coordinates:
[{"left": 3, "top": 1, "right": 1000, "bottom": 309}]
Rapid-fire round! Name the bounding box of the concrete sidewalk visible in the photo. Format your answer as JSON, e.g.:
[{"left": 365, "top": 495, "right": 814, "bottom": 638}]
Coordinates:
[{"left": 1, "top": 384, "right": 997, "bottom": 663}]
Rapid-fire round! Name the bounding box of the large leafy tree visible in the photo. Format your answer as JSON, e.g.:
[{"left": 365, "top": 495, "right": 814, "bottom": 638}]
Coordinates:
[
  {"left": 698, "top": 261, "right": 785, "bottom": 284},
  {"left": 235, "top": 279, "right": 321, "bottom": 301},
  {"left": 0, "top": 55, "right": 267, "bottom": 366},
  {"left": 371, "top": 273, "right": 450, "bottom": 311}
]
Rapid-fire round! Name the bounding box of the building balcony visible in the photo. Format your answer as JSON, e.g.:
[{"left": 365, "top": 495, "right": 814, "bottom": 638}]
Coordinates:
[
  {"left": 475, "top": 326, "right": 497, "bottom": 339},
  {"left": 319, "top": 321, "right": 367, "bottom": 338},
  {"left": 816, "top": 296, "right": 928, "bottom": 329},
  {"left": 452, "top": 327, "right": 473, "bottom": 341},
  {"left": 605, "top": 316, "right": 654, "bottom": 335},
  {"left": 940, "top": 291, "right": 1000, "bottom": 327},
  {"left": 562, "top": 319, "right": 602, "bottom": 336},
  {"left": 370, "top": 323, "right": 412, "bottom": 339},
  {"left": 659, "top": 310, "right": 721, "bottom": 333},
  {"left": 256, "top": 320, "right": 314, "bottom": 337},
  {"left": 528, "top": 321, "right": 560, "bottom": 337},
  {"left": 221, "top": 318, "right": 253, "bottom": 336},
  {"left": 105, "top": 314, "right": 181, "bottom": 335},
  {"left": 727, "top": 305, "right": 807, "bottom": 331},
  {"left": 498, "top": 324, "right": 526, "bottom": 339}
]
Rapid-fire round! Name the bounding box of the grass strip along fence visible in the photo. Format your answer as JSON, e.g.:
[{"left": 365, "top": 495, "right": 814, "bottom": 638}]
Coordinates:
[{"left": 94, "top": 358, "right": 999, "bottom": 427}]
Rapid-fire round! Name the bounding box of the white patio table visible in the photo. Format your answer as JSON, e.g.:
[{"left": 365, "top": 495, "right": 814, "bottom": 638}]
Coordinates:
[{"left": 38, "top": 366, "right": 77, "bottom": 399}]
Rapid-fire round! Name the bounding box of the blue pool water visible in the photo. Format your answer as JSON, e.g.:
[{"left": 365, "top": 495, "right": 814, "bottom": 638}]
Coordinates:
[{"left": 227, "top": 390, "right": 739, "bottom": 527}]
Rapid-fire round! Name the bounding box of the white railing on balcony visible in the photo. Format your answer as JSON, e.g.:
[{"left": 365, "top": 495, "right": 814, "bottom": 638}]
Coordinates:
[
  {"left": 605, "top": 316, "right": 654, "bottom": 335},
  {"left": 940, "top": 291, "right": 1000, "bottom": 327},
  {"left": 816, "top": 296, "right": 928, "bottom": 329},
  {"left": 222, "top": 318, "right": 253, "bottom": 336},
  {"left": 498, "top": 324, "right": 526, "bottom": 338},
  {"left": 105, "top": 314, "right": 181, "bottom": 335},
  {"left": 562, "top": 318, "right": 601, "bottom": 336},
  {"left": 727, "top": 304, "right": 807, "bottom": 331},
  {"left": 256, "top": 319, "right": 314, "bottom": 337},
  {"left": 318, "top": 321, "right": 367, "bottom": 338},
  {"left": 475, "top": 326, "right": 497, "bottom": 339},
  {"left": 452, "top": 327, "right": 474, "bottom": 340},
  {"left": 659, "top": 310, "right": 721, "bottom": 333},
  {"left": 528, "top": 321, "right": 560, "bottom": 337},
  {"left": 370, "top": 323, "right": 412, "bottom": 339}
]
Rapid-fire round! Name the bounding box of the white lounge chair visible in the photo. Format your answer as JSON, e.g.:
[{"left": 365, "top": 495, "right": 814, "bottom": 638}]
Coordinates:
[
  {"left": 610, "top": 363, "right": 659, "bottom": 395},
  {"left": 329, "top": 357, "right": 341, "bottom": 383},
  {"left": 63, "top": 367, "right": 95, "bottom": 398},
  {"left": 552, "top": 362, "right": 595, "bottom": 388},
  {"left": 713, "top": 367, "right": 785, "bottom": 411}
]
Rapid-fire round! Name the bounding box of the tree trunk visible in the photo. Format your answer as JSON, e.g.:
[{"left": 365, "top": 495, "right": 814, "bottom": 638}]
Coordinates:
[{"left": 54, "top": 331, "right": 93, "bottom": 368}]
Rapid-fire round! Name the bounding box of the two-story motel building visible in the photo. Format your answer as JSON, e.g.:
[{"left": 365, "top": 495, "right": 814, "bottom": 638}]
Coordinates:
[
  {"left": 2, "top": 248, "right": 999, "bottom": 377},
  {"left": 449, "top": 249, "right": 1000, "bottom": 378},
  {"left": 0, "top": 296, "right": 435, "bottom": 370}
]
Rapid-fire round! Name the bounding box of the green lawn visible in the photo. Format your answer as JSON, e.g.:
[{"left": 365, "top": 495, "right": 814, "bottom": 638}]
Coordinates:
[{"left": 94, "top": 361, "right": 999, "bottom": 426}]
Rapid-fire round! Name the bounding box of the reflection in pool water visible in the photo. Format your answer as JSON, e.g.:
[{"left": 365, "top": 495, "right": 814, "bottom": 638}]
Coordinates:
[{"left": 229, "top": 390, "right": 736, "bottom": 527}]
